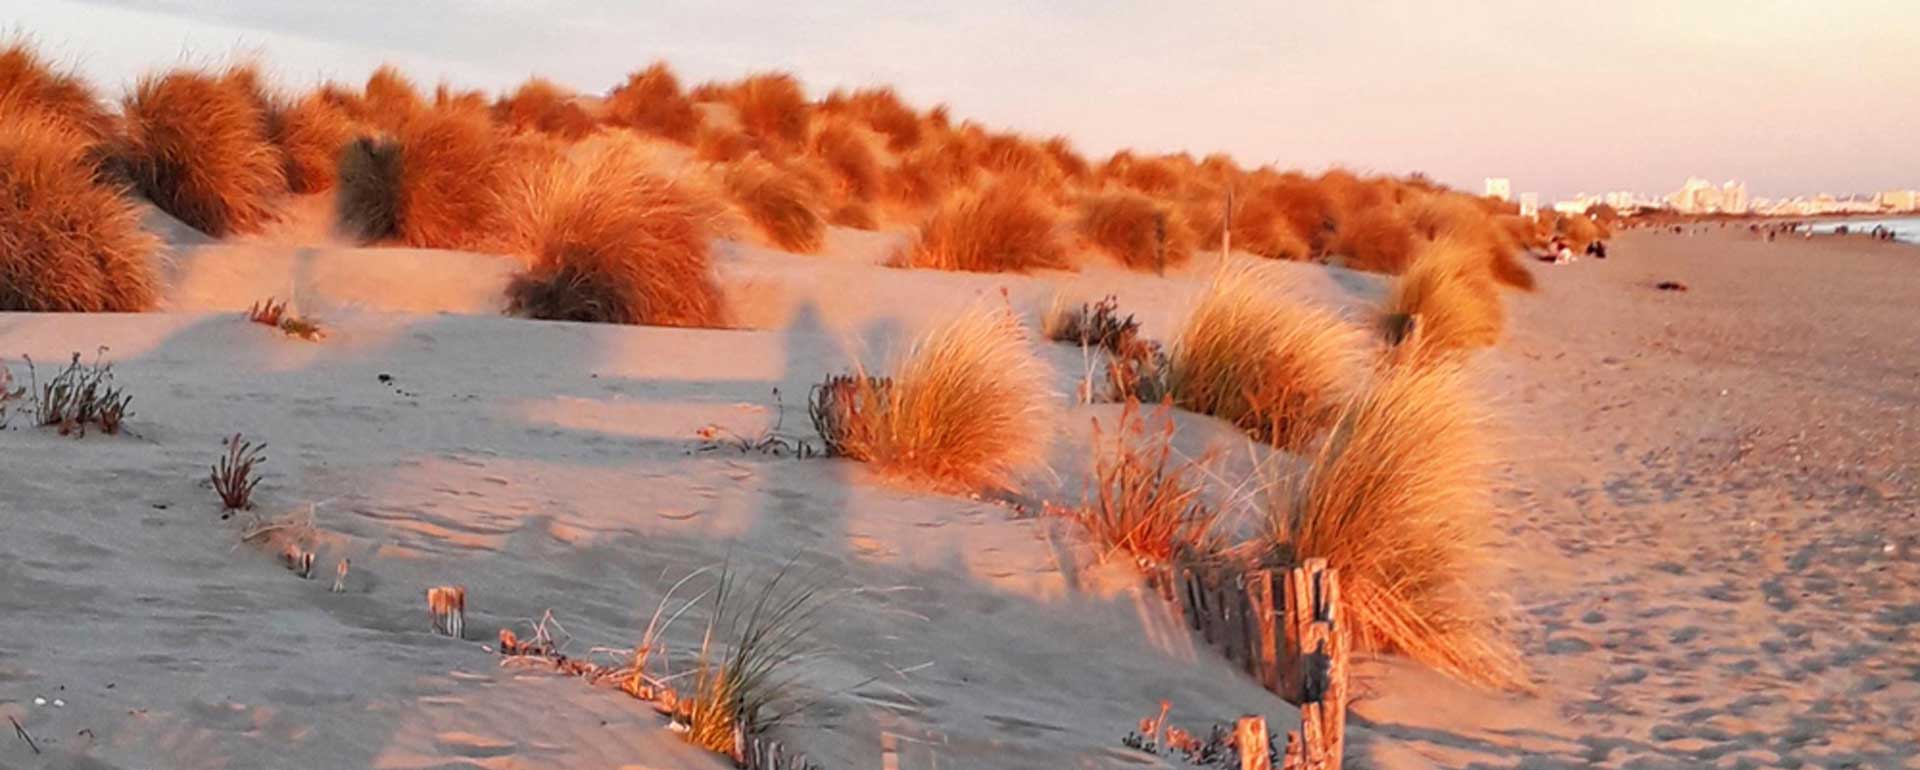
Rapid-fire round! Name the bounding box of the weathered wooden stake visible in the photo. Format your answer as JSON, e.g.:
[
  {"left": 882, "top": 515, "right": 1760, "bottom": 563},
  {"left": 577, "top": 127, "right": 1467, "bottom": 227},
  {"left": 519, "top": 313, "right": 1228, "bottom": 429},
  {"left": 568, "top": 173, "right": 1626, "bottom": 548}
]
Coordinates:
[
  {"left": 428, "top": 585, "right": 467, "bottom": 639},
  {"left": 1236, "top": 715, "right": 1271, "bottom": 770},
  {"left": 331, "top": 558, "right": 350, "bottom": 593},
  {"left": 1247, "top": 569, "right": 1280, "bottom": 691}
]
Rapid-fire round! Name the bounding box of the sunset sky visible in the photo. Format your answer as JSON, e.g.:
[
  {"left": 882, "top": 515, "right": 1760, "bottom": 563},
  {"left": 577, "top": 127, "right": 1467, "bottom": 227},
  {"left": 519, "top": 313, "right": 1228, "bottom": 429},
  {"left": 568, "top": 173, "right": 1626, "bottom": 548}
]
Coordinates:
[{"left": 13, "top": 0, "right": 1917, "bottom": 201}]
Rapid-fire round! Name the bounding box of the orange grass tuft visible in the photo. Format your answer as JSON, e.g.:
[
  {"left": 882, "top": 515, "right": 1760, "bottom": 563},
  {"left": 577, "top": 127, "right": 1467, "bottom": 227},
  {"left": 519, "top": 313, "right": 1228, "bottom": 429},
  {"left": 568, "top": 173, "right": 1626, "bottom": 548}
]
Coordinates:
[
  {"left": 273, "top": 92, "right": 359, "bottom": 193},
  {"left": 1329, "top": 206, "right": 1417, "bottom": 273},
  {"left": 724, "top": 155, "right": 825, "bottom": 253},
  {"left": 500, "top": 138, "right": 725, "bottom": 327},
  {"left": 815, "top": 304, "right": 1052, "bottom": 493},
  {"left": 1075, "top": 190, "right": 1195, "bottom": 271},
  {"left": 362, "top": 65, "right": 423, "bottom": 128},
  {"left": 694, "top": 125, "right": 753, "bottom": 163},
  {"left": 120, "top": 68, "right": 285, "bottom": 236},
  {"left": 606, "top": 62, "right": 700, "bottom": 143},
  {"left": 0, "top": 107, "right": 160, "bottom": 311},
  {"left": 1165, "top": 265, "right": 1367, "bottom": 450},
  {"left": 495, "top": 78, "right": 597, "bottom": 140},
  {"left": 336, "top": 105, "right": 510, "bottom": 249},
  {"left": 1078, "top": 400, "right": 1221, "bottom": 564},
  {"left": 0, "top": 41, "right": 116, "bottom": 142},
  {"left": 1382, "top": 237, "right": 1506, "bottom": 355},
  {"left": 893, "top": 182, "right": 1066, "bottom": 273},
  {"left": 724, "top": 72, "right": 811, "bottom": 152},
  {"left": 809, "top": 118, "right": 880, "bottom": 200},
  {"left": 825, "top": 87, "right": 922, "bottom": 152},
  {"left": 1264, "top": 359, "right": 1525, "bottom": 689}
]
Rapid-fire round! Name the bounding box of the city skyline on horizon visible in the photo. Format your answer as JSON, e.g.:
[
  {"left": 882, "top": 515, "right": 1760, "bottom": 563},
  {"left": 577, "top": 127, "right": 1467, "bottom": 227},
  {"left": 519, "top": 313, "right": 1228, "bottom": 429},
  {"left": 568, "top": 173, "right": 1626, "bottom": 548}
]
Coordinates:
[{"left": 11, "top": 0, "right": 1920, "bottom": 203}]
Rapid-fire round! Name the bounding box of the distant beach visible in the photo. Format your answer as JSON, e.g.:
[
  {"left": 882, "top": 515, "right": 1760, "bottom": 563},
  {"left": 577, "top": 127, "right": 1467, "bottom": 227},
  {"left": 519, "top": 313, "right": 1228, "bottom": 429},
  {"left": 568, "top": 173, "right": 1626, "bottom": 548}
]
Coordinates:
[{"left": 1806, "top": 215, "right": 1920, "bottom": 244}]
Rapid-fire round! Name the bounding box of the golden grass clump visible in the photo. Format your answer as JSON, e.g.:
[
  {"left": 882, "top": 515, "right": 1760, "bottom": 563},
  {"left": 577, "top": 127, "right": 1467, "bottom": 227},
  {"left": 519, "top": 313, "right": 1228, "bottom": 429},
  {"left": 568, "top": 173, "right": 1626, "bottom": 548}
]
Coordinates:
[
  {"left": 336, "top": 105, "right": 509, "bottom": 249},
  {"left": 361, "top": 65, "right": 423, "bottom": 128},
  {"left": 828, "top": 200, "right": 877, "bottom": 230},
  {"left": 677, "top": 564, "right": 824, "bottom": 754},
  {"left": 885, "top": 145, "right": 972, "bottom": 207},
  {"left": 606, "top": 62, "right": 700, "bottom": 143},
  {"left": 273, "top": 92, "right": 359, "bottom": 193},
  {"left": 1382, "top": 236, "right": 1505, "bottom": 355},
  {"left": 1251, "top": 176, "right": 1336, "bottom": 257},
  {"left": 120, "top": 68, "right": 285, "bottom": 236},
  {"left": 694, "top": 125, "right": 753, "bottom": 163},
  {"left": 495, "top": 78, "right": 597, "bottom": 140},
  {"left": 0, "top": 107, "right": 160, "bottom": 312},
  {"left": 1264, "top": 359, "right": 1523, "bottom": 689},
  {"left": 809, "top": 119, "right": 880, "bottom": 200},
  {"left": 893, "top": 182, "right": 1067, "bottom": 273},
  {"left": 1041, "top": 136, "right": 1091, "bottom": 181},
  {"left": 812, "top": 304, "right": 1052, "bottom": 492},
  {"left": 1079, "top": 400, "right": 1220, "bottom": 564},
  {"left": 824, "top": 87, "right": 922, "bottom": 152},
  {"left": 724, "top": 155, "right": 825, "bottom": 253},
  {"left": 0, "top": 41, "right": 116, "bottom": 142},
  {"left": 1404, "top": 193, "right": 1536, "bottom": 291},
  {"left": 723, "top": 72, "right": 811, "bottom": 152},
  {"left": 1114, "top": 154, "right": 1185, "bottom": 197},
  {"left": 1075, "top": 190, "right": 1195, "bottom": 271},
  {"left": 1231, "top": 194, "right": 1313, "bottom": 261},
  {"left": 1329, "top": 206, "right": 1417, "bottom": 273},
  {"left": 1164, "top": 265, "right": 1366, "bottom": 450},
  {"left": 500, "top": 138, "right": 725, "bottom": 327}
]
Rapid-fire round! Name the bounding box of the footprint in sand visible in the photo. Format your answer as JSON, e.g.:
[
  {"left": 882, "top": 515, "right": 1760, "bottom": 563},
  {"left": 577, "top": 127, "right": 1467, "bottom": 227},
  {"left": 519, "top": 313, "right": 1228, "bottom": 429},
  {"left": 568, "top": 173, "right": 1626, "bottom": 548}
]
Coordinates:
[{"left": 434, "top": 731, "right": 517, "bottom": 758}]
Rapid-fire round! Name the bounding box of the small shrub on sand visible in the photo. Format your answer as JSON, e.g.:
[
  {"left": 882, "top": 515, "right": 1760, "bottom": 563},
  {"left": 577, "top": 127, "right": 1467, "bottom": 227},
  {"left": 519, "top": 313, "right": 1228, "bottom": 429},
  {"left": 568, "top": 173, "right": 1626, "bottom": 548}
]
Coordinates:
[
  {"left": 606, "top": 62, "right": 700, "bottom": 143},
  {"left": 1043, "top": 294, "right": 1142, "bottom": 354},
  {"left": 495, "top": 78, "right": 597, "bottom": 140},
  {"left": 1078, "top": 400, "right": 1220, "bottom": 564},
  {"left": 336, "top": 105, "right": 509, "bottom": 249},
  {"left": 1382, "top": 237, "right": 1505, "bottom": 355},
  {"left": 1329, "top": 206, "right": 1417, "bottom": 273},
  {"left": 809, "top": 119, "right": 880, "bottom": 200},
  {"left": 120, "top": 68, "right": 286, "bottom": 236},
  {"left": 724, "top": 156, "right": 825, "bottom": 253},
  {"left": 678, "top": 563, "right": 824, "bottom": 754},
  {"left": 501, "top": 139, "right": 725, "bottom": 327},
  {"left": 246, "top": 297, "right": 323, "bottom": 340},
  {"left": 0, "top": 41, "right": 116, "bottom": 142},
  {"left": 1076, "top": 191, "right": 1196, "bottom": 271},
  {"left": 211, "top": 432, "right": 266, "bottom": 511},
  {"left": 1165, "top": 266, "right": 1366, "bottom": 451},
  {"left": 893, "top": 182, "right": 1066, "bottom": 273},
  {"left": 273, "top": 92, "right": 358, "bottom": 193},
  {"left": 725, "top": 72, "right": 811, "bottom": 151},
  {"left": 810, "top": 305, "right": 1051, "bottom": 493},
  {"left": 0, "top": 109, "right": 160, "bottom": 312},
  {"left": 1263, "top": 360, "right": 1523, "bottom": 689},
  {"left": 29, "top": 352, "right": 135, "bottom": 436}
]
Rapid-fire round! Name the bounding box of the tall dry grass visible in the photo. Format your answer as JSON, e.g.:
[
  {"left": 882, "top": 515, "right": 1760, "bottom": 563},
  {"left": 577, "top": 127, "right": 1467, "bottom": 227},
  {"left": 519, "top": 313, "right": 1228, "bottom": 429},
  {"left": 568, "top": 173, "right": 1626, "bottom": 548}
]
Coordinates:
[
  {"left": 0, "top": 105, "right": 160, "bottom": 312},
  {"left": 814, "top": 304, "right": 1052, "bottom": 493},
  {"left": 500, "top": 138, "right": 725, "bottom": 327},
  {"left": 1164, "top": 266, "right": 1366, "bottom": 450},
  {"left": 1232, "top": 194, "right": 1313, "bottom": 261},
  {"left": 273, "top": 92, "right": 358, "bottom": 193},
  {"left": 893, "top": 182, "right": 1066, "bottom": 273},
  {"left": 1329, "top": 206, "right": 1417, "bottom": 273},
  {"left": 1075, "top": 190, "right": 1195, "bottom": 271},
  {"left": 495, "top": 78, "right": 597, "bottom": 140},
  {"left": 1078, "top": 400, "right": 1221, "bottom": 564},
  {"left": 1263, "top": 359, "right": 1523, "bottom": 689},
  {"left": 809, "top": 118, "right": 880, "bottom": 201},
  {"left": 361, "top": 65, "right": 423, "bottom": 128},
  {"left": 1403, "top": 192, "right": 1535, "bottom": 290},
  {"left": 678, "top": 563, "right": 825, "bottom": 754},
  {"left": 120, "top": 68, "right": 285, "bottom": 236},
  {"left": 724, "top": 155, "right": 825, "bottom": 253},
  {"left": 606, "top": 62, "right": 700, "bottom": 143},
  {"left": 0, "top": 41, "right": 116, "bottom": 142},
  {"left": 720, "top": 72, "right": 811, "bottom": 152},
  {"left": 823, "top": 87, "right": 921, "bottom": 152},
  {"left": 1382, "top": 237, "right": 1505, "bottom": 355},
  {"left": 336, "top": 104, "right": 510, "bottom": 249}
]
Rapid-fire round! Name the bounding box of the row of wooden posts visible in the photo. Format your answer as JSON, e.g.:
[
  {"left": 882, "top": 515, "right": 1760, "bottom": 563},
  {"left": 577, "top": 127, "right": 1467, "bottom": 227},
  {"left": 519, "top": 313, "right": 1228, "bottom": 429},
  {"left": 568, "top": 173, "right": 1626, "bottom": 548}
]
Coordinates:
[{"left": 1148, "top": 556, "right": 1350, "bottom": 770}]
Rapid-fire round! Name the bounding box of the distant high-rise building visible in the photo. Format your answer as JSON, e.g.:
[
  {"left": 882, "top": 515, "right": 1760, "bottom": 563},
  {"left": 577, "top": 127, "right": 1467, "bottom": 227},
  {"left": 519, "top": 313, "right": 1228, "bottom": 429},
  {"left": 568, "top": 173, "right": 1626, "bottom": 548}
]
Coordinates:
[
  {"left": 1877, "top": 190, "right": 1919, "bottom": 211},
  {"left": 1518, "top": 192, "right": 1539, "bottom": 217},
  {"left": 1722, "top": 181, "right": 1749, "bottom": 214},
  {"left": 1484, "top": 177, "right": 1512, "bottom": 201}
]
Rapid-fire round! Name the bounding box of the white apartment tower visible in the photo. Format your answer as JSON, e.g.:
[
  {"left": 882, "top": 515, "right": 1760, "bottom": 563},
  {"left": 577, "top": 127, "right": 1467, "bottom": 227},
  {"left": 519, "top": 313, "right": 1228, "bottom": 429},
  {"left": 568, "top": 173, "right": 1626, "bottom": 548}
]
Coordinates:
[{"left": 1484, "top": 177, "right": 1512, "bottom": 201}]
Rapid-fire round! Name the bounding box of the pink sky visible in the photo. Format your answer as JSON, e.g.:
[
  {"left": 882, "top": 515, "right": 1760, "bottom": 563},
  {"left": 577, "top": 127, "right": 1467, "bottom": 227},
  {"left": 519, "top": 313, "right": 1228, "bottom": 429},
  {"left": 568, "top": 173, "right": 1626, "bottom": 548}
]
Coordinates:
[{"left": 13, "top": 0, "right": 1917, "bottom": 200}]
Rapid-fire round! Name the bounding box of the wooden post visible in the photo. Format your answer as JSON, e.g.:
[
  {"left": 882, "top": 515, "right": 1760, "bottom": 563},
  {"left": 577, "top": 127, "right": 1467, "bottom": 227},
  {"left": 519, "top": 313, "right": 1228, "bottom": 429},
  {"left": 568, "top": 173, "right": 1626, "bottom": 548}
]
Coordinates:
[
  {"left": 1236, "top": 715, "right": 1271, "bottom": 770},
  {"left": 330, "top": 558, "right": 350, "bottom": 593},
  {"left": 1223, "top": 187, "right": 1235, "bottom": 256},
  {"left": 1155, "top": 212, "right": 1168, "bottom": 276},
  {"left": 428, "top": 586, "right": 466, "bottom": 639},
  {"left": 1181, "top": 565, "right": 1203, "bottom": 631},
  {"left": 1247, "top": 570, "right": 1280, "bottom": 692}
]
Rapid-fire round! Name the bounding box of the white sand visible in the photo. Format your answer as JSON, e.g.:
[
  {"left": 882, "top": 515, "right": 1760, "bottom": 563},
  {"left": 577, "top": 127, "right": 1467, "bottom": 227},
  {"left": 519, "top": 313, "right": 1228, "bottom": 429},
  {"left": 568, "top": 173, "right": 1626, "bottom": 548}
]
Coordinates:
[{"left": 2, "top": 223, "right": 1915, "bottom": 770}]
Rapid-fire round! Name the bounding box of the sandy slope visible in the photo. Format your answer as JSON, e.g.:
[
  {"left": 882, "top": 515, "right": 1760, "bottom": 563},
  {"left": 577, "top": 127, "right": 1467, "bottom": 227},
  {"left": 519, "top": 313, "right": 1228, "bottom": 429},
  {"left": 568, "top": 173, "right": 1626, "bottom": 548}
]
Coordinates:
[{"left": 2, "top": 225, "right": 1915, "bottom": 769}]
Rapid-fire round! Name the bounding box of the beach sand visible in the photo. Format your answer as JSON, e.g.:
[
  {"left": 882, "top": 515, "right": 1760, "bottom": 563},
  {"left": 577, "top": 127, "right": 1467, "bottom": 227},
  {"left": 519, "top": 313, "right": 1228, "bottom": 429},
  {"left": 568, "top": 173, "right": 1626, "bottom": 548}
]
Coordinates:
[{"left": 1, "top": 225, "right": 1915, "bottom": 769}]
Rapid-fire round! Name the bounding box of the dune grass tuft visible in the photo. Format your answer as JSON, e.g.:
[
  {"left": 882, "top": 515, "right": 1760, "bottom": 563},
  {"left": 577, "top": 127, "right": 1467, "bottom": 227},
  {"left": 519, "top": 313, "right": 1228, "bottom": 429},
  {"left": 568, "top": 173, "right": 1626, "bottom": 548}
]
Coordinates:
[
  {"left": 361, "top": 65, "right": 423, "bottom": 128},
  {"left": 1164, "top": 266, "right": 1366, "bottom": 451},
  {"left": 273, "top": 92, "right": 358, "bottom": 193},
  {"left": 678, "top": 562, "right": 825, "bottom": 755},
  {"left": 812, "top": 304, "right": 1051, "bottom": 493},
  {"left": 809, "top": 118, "right": 880, "bottom": 201},
  {"left": 724, "top": 155, "right": 825, "bottom": 253},
  {"left": 495, "top": 78, "right": 597, "bottom": 140},
  {"left": 119, "top": 68, "right": 285, "bottom": 236},
  {"left": 1330, "top": 206, "right": 1417, "bottom": 273},
  {"left": 1076, "top": 190, "right": 1195, "bottom": 271},
  {"left": 606, "top": 62, "right": 700, "bottom": 143},
  {"left": 892, "top": 182, "right": 1066, "bottom": 273},
  {"left": 0, "top": 107, "right": 160, "bottom": 312},
  {"left": 501, "top": 139, "right": 725, "bottom": 327},
  {"left": 1078, "top": 400, "right": 1220, "bottom": 565},
  {"left": 721, "top": 72, "right": 811, "bottom": 152},
  {"left": 336, "top": 105, "right": 509, "bottom": 249},
  {"left": 0, "top": 41, "right": 116, "bottom": 142},
  {"left": 1263, "top": 359, "right": 1524, "bottom": 689},
  {"left": 1381, "top": 237, "right": 1505, "bottom": 355}
]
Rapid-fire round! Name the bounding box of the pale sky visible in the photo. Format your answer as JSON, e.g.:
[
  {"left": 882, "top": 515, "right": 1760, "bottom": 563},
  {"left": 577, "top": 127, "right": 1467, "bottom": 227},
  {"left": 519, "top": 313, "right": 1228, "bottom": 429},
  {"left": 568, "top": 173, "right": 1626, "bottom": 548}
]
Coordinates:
[{"left": 9, "top": 0, "right": 1917, "bottom": 201}]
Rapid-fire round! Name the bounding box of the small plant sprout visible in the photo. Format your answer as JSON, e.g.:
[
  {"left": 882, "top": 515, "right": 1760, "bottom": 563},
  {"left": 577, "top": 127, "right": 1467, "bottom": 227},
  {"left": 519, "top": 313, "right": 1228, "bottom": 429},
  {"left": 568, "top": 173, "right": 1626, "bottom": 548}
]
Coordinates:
[
  {"left": 27, "top": 351, "right": 134, "bottom": 436},
  {"left": 212, "top": 433, "right": 267, "bottom": 512},
  {"left": 248, "top": 298, "right": 325, "bottom": 340}
]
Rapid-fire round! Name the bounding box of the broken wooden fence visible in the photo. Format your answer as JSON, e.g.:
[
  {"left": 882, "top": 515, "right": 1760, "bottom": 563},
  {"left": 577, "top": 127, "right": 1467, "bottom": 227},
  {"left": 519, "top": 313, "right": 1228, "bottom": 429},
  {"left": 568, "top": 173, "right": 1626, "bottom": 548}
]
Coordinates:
[{"left": 1147, "top": 556, "right": 1348, "bottom": 770}]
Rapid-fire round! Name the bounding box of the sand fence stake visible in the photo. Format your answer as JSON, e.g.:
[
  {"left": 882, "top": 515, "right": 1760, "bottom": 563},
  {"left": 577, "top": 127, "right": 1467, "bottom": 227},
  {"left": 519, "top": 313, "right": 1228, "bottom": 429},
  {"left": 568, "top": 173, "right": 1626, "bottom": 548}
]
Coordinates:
[
  {"left": 1278, "top": 558, "right": 1347, "bottom": 770},
  {"left": 331, "top": 558, "right": 350, "bottom": 593},
  {"left": 1247, "top": 569, "right": 1280, "bottom": 691},
  {"left": 428, "top": 586, "right": 467, "bottom": 639},
  {"left": 1236, "top": 715, "right": 1270, "bottom": 770}
]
